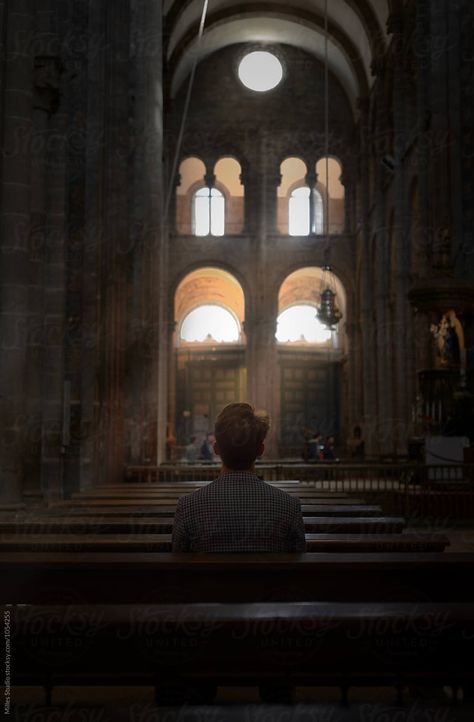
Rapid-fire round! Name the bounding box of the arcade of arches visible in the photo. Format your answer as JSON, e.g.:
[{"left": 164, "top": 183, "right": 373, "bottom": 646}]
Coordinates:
[{"left": 0, "top": 0, "right": 473, "bottom": 498}]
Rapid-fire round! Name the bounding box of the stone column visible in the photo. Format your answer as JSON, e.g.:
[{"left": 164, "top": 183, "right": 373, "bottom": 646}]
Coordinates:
[
  {"left": 245, "top": 315, "right": 279, "bottom": 457},
  {"left": 357, "top": 97, "right": 378, "bottom": 454},
  {"left": 100, "top": 0, "right": 130, "bottom": 484},
  {"left": 457, "top": 0, "right": 474, "bottom": 278},
  {"left": 32, "top": 3, "right": 65, "bottom": 500},
  {"left": 245, "top": 133, "right": 280, "bottom": 456},
  {"left": 128, "top": 0, "right": 163, "bottom": 467},
  {"left": 344, "top": 319, "right": 361, "bottom": 434},
  {"left": 389, "top": 10, "right": 412, "bottom": 452},
  {"left": 0, "top": 1, "right": 35, "bottom": 502},
  {"left": 166, "top": 321, "right": 178, "bottom": 460},
  {"left": 339, "top": 169, "right": 351, "bottom": 234},
  {"left": 305, "top": 168, "right": 317, "bottom": 234}
]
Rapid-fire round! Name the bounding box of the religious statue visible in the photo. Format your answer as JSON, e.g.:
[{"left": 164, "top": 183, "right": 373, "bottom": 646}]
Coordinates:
[{"left": 430, "top": 310, "right": 463, "bottom": 367}]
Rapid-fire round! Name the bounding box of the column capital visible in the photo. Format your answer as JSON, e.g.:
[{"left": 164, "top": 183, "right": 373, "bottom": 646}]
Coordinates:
[{"left": 204, "top": 171, "right": 216, "bottom": 189}]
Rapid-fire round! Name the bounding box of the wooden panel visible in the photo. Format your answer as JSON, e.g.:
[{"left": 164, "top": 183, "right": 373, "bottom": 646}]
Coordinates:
[
  {"left": 280, "top": 360, "right": 340, "bottom": 445},
  {"left": 178, "top": 359, "right": 244, "bottom": 442}
]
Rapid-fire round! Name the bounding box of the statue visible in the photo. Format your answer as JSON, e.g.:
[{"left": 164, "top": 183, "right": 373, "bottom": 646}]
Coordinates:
[{"left": 430, "top": 310, "right": 463, "bottom": 367}]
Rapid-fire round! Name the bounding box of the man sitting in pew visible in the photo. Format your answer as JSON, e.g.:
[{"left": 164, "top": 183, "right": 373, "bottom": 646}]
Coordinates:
[
  {"left": 172, "top": 403, "right": 305, "bottom": 703},
  {"left": 172, "top": 402, "right": 306, "bottom": 553}
]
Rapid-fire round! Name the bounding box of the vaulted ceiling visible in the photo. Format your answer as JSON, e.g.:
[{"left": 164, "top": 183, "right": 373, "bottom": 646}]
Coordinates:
[{"left": 164, "top": 0, "right": 397, "bottom": 109}]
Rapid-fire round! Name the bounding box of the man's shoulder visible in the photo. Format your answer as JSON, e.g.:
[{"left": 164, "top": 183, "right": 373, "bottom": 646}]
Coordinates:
[{"left": 177, "top": 480, "right": 218, "bottom": 506}]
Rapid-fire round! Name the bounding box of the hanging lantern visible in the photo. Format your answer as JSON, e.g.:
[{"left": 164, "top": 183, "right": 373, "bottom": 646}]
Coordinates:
[
  {"left": 317, "top": 266, "right": 343, "bottom": 330},
  {"left": 316, "top": 2, "right": 342, "bottom": 333}
]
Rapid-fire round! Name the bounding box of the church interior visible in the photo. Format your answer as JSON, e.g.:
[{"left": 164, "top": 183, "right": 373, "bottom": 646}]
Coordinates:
[{"left": 1, "top": 0, "right": 474, "bottom": 719}]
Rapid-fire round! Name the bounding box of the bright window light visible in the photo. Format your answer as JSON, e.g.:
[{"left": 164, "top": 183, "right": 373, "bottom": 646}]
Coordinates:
[
  {"left": 238, "top": 51, "right": 283, "bottom": 92},
  {"left": 289, "top": 187, "right": 310, "bottom": 236},
  {"left": 276, "top": 305, "right": 332, "bottom": 343},
  {"left": 180, "top": 305, "right": 240, "bottom": 343},
  {"left": 289, "top": 187, "right": 325, "bottom": 236},
  {"left": 313, "top": 190, "right": 324, "bottom": 234},
  {"left": 193, "top": 188, "right": 225, "bottom": 236}
]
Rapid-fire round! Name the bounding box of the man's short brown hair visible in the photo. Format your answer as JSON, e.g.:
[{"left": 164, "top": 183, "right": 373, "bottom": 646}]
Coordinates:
[{"left": 214, "top": 403, "right": 270, "bottom": 470}]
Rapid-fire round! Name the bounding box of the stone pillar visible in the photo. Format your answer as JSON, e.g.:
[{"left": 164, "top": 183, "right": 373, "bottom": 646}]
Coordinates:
[
  {"left": 357, "top": 97, "right": 378, "bottom": 453},
  {"left": 389, "top": 10, "right": 412, "bottom": 452},
  {"left": 245, "top": 133, "right": 280, "bottom": 456},
  {"left": 339, "top": 169, "right": 351, "bottom": 234},
  {"left": 32, "top": 3, "right": 65, "bottom": 500},
  {"left": 305, "top": 169, "right": 317, "bottom": 234},
  {"left": 100, "top": 0, "right": 130, "bottom": 484},
  {"left": 168, "top": 173, "right": 180, "bottom": 235},
  {"left": 245, "top": 315, "right": 279, "bottom": 457},
  {"left": 426, "top": 0, "right": 454, "bottom": 254},
  {"left": 457, "top": 0, "right": 474, "bottom": 278},
  {"left": 345, "top": 319, "right": 361, "bottom": 434},
  {"left": 241, "top": 165, "right": 258, "bottom": 236},
  {"left": 166, "top": 321, "right": 178, "bottom": 460},
  {"left": 128, "top": 0, "right": 163, "bottom": 467},
  {"left": 0, "top": 1, "right": 35, "bottom": 502}
]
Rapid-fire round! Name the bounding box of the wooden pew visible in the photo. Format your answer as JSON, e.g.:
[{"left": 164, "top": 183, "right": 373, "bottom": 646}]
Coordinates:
[
  {"left": 67, "top": 492, "right": 357, "bottom": 503},
  {"left": 0, "top": 516, "right": 406, "bottom": 535},
  {"left": 48, "top": 496, "right": 368, "bottom": 509},
  {"left": 8, "top": 601, "right": 474, "bottom": 701},
  {"left": 2, "top": 552, "right": 473, "bottom": 604},
  {"left": 0, "top": 532, "right": 450, "bottom": 553},
  {"left": 20, "top": 503, "right": 384, "bottom": 518}
]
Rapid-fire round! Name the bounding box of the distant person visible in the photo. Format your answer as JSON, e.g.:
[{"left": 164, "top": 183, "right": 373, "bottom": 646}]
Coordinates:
[
  {"left": 199, "top": 432, "right": 214, "bottom": 461},
  {"left": 184, "top": 436, "right": 199, "bottom": 463},
  {"left": 172, "top": 403, "right": 306, "bottom": 553},
  {"left": 347, "top": 425, "right": 365, "bottom": 459},
  {"left": 321, "top": 435, "right": 336, "bottom": 460},
  {"left": 308, "top": 430, "right": 322, "bottom": 461}
]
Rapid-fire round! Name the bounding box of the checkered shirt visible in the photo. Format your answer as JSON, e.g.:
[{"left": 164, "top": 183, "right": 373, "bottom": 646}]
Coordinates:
[{"left": 171, "top": 471, "right": 306, "bottom": 552}]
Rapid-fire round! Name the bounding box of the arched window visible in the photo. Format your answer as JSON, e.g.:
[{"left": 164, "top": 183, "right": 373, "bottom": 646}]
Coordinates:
[
  {"left": 289, "top": 187, "right": 324, "bottom": 236},
  {"left": 180, "top": 304, "right": 240, "bottom": 343},
  {"left": 193, "top": 187, "right": 225, "bottom": 236},
  {"left": 315, "top": 157, "right": 345, "bottom": 234},
  {"left": 276, "top": 304, "right": 332, "bottom": 344}
]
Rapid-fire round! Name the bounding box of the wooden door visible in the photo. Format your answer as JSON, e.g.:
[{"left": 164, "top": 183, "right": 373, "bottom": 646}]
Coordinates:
[
  {"left": 280, "top": 360, "right": 340, "bottom": 446},
  {"left": 176, "top": 357, "right": 245, "bottom": 442}
]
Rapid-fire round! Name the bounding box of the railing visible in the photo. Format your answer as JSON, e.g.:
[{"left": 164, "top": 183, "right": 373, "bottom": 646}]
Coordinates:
[{"left": 126, "top": 461, "right": 474, "bottom": 488}]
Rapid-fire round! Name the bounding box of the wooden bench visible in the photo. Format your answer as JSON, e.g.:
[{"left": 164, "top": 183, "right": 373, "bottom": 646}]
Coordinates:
[
  {"left": 2, "top": 552, "right": 473, "bottom": 604},
  {"left": 0, "top": 516, "right": 406, "bottom": 535},
  {"left": 49, "top": 495, "right": 368, "bottom": 508},
  {"left": 0, "top": 532, "right": 449, "bottom": 553},
  {"left": 18, "top": 504, "right": 384, "bottom": 518},
  {"left": 7, "top": 601, "right": 474, "bottom": 704},
  {"left": 67, "top": 492, "right": 357, "bottom": 504}
]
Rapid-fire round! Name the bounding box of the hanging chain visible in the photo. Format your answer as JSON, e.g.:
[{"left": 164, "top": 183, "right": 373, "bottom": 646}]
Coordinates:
[
  {"left": 165, "top": 0, "right": 210, "bottom": 223},
  {"left": 323, "top": 0, "right": 330, "bottom": 268}
]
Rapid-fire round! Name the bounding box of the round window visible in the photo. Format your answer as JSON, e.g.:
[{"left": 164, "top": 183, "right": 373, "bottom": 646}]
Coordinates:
[{"left": 238, "top": 51, "right": 283, "bottom": 92}]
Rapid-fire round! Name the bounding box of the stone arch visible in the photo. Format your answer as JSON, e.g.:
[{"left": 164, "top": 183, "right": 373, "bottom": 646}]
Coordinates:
[
  {"left": 277, "top": 266, "right": 347, "bottom": 349},
  {"left": 173, "top": 265, "right": 247, "bottom": 343}
]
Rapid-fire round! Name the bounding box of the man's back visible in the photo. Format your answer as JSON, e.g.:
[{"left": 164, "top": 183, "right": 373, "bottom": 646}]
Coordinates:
[{"left": 172, "top": 471, "right": 306, "bottom": 552}]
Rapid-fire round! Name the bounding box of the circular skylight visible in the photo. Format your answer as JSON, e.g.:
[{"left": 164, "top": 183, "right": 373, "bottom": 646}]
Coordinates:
[{"left": 238, "top": 51, "right": 283, "bottom": 92}]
